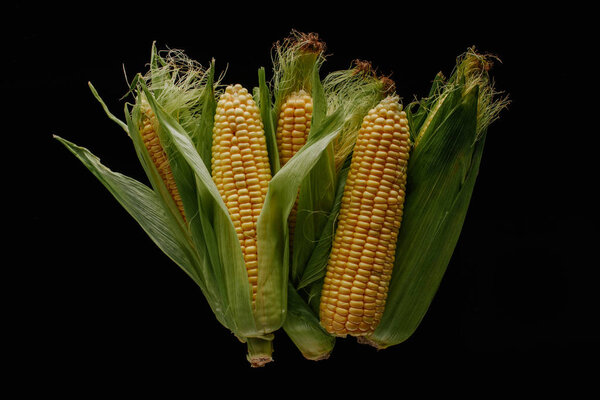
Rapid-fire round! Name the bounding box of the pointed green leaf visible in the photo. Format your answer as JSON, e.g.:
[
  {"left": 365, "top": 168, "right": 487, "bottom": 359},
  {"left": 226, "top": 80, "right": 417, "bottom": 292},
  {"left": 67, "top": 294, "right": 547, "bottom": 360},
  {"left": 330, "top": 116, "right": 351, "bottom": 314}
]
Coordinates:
[
  {"left": 406, "top": 72, "right": 445, "bottom": 140},
  {"left": 194, "top": 59, "right": 217, "bottom": 170},
  {"left": 258, "top": 67, "right": 280, "bottom": 175},
  {"left": 296, "top": 159, "right": 350, "bottom": 290},
  {"left": 88, "top": 82, "right": 128, "bottom": 133},
  {"left": 283, "top": 283, "right": 335, "bottom": 360},
  {"left": 54, "top": 136, "right": 204, "bottom": 290},
  {"left": 310, "top": 63, "right": 327, "bottom": 130},
  {"left": 291, "top": 63, "right": 336, "bottom": 283},
  {"left": 255, "top": 108, "right": 345, "bottom": 333}
]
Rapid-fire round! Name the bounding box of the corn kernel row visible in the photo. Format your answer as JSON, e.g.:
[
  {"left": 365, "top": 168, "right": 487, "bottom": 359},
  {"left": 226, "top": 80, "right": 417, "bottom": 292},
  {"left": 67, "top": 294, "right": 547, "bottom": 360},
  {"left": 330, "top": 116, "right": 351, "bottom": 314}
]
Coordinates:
[
  {"left": 211, "top": 84, "right": 272, "bottom": 303},
  {"left": 319, "top": 96, "right": 410, "bottom": 336},
  {"left": 276, "top": 90, "right": 313, "bottom": 253},
  {"left": 139, "top": 99, "right": 186, "bottom": 220}
]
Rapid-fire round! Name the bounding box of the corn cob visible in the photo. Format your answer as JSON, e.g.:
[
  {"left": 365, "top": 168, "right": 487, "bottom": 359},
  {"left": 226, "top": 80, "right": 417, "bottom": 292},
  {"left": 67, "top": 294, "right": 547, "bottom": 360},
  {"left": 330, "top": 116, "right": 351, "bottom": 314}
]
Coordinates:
[
  {"left": 211, "top": 84, "right": 272, "bottom": 304},
  {"left": 319, "top": 95, "right": 410, "bottom": 336},
  {"left": 139, "top": 97, "right": 186, "bottom": 220},
  {"left": 276, "top": 89, "right": 313, "bottom": 252}
]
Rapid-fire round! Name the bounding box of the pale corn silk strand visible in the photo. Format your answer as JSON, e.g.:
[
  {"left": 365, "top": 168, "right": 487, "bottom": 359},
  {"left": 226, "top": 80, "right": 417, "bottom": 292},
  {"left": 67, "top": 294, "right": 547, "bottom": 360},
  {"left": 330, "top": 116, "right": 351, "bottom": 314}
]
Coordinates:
[
  {"left": 139, "top": 98, "right": 187, "bottom": 221},
  {"left": 275, "top": 90, "right": 313, "bottom": 256},
  {"left": 319, "top": 96, "right": 410, "bottom": 336},
  {"left": 211, "top": 84, "right": 272, "bottom": 304}
]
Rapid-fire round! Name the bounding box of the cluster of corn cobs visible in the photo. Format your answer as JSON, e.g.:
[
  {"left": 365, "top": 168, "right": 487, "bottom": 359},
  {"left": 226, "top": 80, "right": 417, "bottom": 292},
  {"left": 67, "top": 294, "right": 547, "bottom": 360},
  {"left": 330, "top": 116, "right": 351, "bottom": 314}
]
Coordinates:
[{"left": 56, "top": 32, "right": 507, "bottom": 366}]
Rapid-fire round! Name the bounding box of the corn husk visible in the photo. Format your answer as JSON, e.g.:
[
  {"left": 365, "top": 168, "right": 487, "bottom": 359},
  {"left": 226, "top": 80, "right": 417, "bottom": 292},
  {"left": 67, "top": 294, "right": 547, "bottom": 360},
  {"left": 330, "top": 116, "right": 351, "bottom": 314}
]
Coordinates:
[
  {"left": 55, "top": 42, "right": 349, "bottom": 366},
  {"left": 367, "top": 48, "right": 509, "bottom": 348},
  {"left": 54, "top": 37, "right": 508, "bottom": 365}
]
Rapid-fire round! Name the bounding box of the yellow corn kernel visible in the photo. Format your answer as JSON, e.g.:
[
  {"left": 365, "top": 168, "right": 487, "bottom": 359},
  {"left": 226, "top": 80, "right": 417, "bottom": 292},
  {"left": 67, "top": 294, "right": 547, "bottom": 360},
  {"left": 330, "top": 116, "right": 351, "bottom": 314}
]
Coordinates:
[
  {"left": 139, "top": 98, "right": 186, "bottom": 221},
  {"left": 276, "top": 90, "right": 313, "bottom": 251},
  {"left": 211, "top": 84, "right": 272, "bottom": 304},
  {"left": 319, "top": 96, "right": 410, "bottom": 337}
]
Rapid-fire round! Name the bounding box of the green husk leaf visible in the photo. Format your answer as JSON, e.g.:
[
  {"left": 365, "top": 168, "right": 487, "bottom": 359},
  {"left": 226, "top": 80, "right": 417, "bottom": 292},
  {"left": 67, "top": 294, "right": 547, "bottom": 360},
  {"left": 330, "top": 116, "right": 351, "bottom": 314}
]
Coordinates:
[
  {"left": 291, "top": 61, "right": 336, "bottom": 284},
  {"left": 406, "top": 72, "right": 445, "bottom": 140},
  {"left": 194, "top": 59, "right": 217, "bottom": 171},
  {"left": 125, "top": 91, "right": 230, "bottom": 332},
  {"left": 283, "top": 283, "right": 335, "bottom": 360},
  {"left": 88, "top": 82, "right": 128, "bottom": 133},
  {"left": 296, "top": 157, "right": 350, "bottom": 291},
  {"left": 258, "top": 67, "right": 280, "bottom": 175},
  {"left": 369, "top": 43, "right": 508, "bottom": 348},
  {"left": 374, "top": 85, "right": 478, "bottom": 341},
  {"left": 128, "top": 52, "right": 226, "bottom": 315},
  {"left": 370, "top": 49, "right": 508, "bottom": 348},
  {"left": 53, "top": 136, "right": 208, "bottom": 297},
  {"left": 310, "top": 59, "right": 328, "bottom": 129},
  {"left": 137, "top": 86, "right": 238, "bottom": 334},
  {"left": 255, "top": 108, "right": 345, "bottom": 333},
  {"left": 370, "top": 84, "right": 489, "bottom": 348}
]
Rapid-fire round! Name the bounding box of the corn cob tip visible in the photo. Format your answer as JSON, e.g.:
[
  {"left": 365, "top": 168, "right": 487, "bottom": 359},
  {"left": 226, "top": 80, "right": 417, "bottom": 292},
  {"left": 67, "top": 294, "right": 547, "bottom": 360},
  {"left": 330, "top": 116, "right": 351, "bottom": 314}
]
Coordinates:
[{"left": 276, "top": 89, "right": 313, "bottom": 166}]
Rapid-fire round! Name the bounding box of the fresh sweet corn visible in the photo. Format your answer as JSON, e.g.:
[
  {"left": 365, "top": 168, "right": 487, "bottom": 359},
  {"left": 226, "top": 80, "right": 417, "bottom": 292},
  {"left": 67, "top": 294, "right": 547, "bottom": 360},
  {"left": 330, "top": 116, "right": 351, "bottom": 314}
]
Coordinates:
[
  {"left": 211, "top": 84, "right": 272, "bottom": 304},
  {"left": 139, "top": 97, "right": 186, "bottom": 220},
  {"left": 276, "top": 90, "right": 313, "bottom": 251},
  {"left": 319, "top": 96, "right": 410, "bottom": 336}
]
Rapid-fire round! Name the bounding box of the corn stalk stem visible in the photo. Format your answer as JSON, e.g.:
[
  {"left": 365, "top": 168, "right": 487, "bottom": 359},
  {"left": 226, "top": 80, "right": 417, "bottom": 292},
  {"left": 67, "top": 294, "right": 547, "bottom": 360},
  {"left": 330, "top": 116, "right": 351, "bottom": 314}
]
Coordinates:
[{"left": 246, "top": 337, "right": 273, "bottom": 367}]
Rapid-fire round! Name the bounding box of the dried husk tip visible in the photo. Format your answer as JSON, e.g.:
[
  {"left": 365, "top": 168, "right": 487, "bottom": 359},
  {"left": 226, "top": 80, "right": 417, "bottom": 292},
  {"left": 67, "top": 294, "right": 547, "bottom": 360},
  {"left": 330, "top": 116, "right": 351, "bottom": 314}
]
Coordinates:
[{"left": 414, "top": 47, "right": 509, "bottom": 147}]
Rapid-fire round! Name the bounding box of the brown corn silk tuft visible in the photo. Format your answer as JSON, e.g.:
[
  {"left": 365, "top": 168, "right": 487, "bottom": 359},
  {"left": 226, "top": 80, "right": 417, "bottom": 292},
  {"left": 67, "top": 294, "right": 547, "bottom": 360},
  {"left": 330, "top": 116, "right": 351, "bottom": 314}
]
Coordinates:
[
  {"left": 319, "top": 96, "right": 411, "bottom": 336},
  {"left": 211, "top": 84, "right": 272, "bottom": 305},
  {"left": 296, "top": 31, "right": 326, "bottom": 54},
  {"left": 139, "top": 97, "right": 186, "bottom": 221},
  {"left": 350, "top": 59, "right": 395, "bottom": 95},
  {"left": 379, "top": 76, "right": 396, "bottom": 97},
  {"left": 351, "top": 59, "right": 374, "bottom": 77}
]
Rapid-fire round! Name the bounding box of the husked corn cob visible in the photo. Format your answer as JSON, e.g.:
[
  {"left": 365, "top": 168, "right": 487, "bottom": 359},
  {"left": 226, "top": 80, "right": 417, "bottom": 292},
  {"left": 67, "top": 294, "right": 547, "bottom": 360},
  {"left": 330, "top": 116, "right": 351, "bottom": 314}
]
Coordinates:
[
  {"left": 211, "top": 84, "right": 272, "bottom": 304},
  {"left": 276, "top": 90, "right": 313, "bottom": 251},
  {"left": 276, "top": 90, "right": 313, "bottom": 165},
  {"left": 319, "top": 96, "right": 410, "bottom": 336},
  {"left": 139, "top": 98, "right": 186, "bottom": 220}
]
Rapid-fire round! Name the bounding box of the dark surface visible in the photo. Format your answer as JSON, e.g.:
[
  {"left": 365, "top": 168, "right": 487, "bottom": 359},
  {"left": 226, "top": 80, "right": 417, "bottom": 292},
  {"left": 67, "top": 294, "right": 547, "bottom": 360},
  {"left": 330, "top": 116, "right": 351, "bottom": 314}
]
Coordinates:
[{"left": 9, "top": 2, "right": 595, "bottom": 393}]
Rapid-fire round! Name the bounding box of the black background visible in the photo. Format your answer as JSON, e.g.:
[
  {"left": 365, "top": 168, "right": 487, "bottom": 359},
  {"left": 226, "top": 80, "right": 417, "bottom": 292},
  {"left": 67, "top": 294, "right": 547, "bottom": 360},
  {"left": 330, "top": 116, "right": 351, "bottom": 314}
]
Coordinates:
[{"left": 8, "top": 2, "right": 597, "bottom": 394}]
